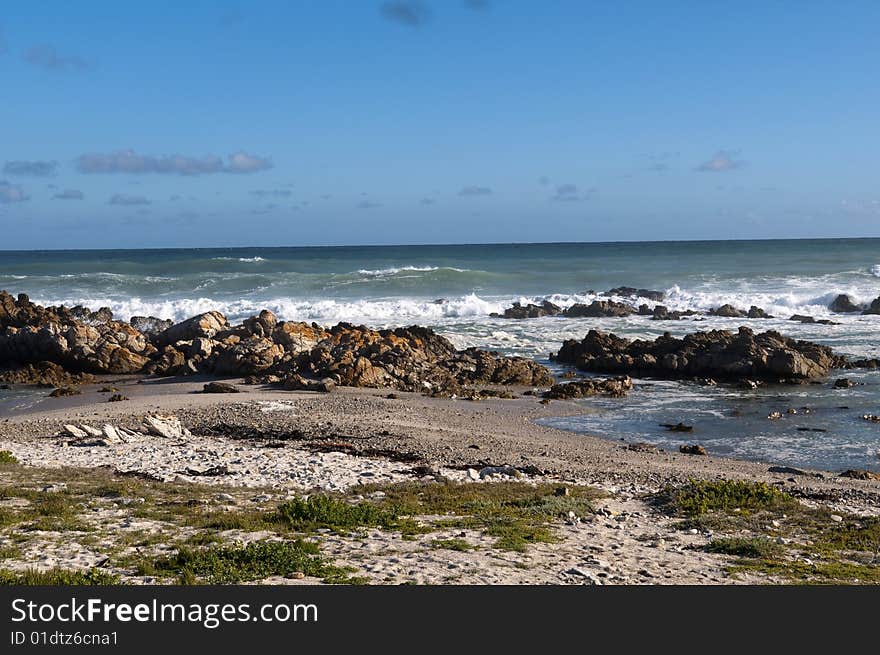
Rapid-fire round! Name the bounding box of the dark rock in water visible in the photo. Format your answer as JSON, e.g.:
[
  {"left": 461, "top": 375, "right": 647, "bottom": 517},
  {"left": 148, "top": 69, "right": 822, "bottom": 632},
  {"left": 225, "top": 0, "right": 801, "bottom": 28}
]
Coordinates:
[
  {"left": 661, "top": 422, "right": 693, "bottom": 432},
  {"left": 796, "top": 427, "right": 828, "bottom": 432},
  {"left": 649, "top": 305, "right": 698, "bottom": 321},
  {"left": 862, "top": 296, "right": 880, "bottom": 315},
  {"left": 605, "top": 287, "right": 665, "bottom": 302},
  {"left": 49, "top": 386, "right": 81, "bottom": 397},
  {"left": 542, "top": 376, "right": 632, "bottom": 399},
  {"left": 679, "top": 444, "right": 708, "bottom": 456},
  {"left": 829, "top": 294, "right": 864, "bottom": 313},
  {"left": 0, "top": 383, "right": 10, "bottom": 389},
  {"left": 847, "top": 358, "right": 880, "bottom": 369},
  {"left": 789, "top": 314, "right": 839, "bottom": 326},
  {"left": 747, "top": 306, "right": 773, "bottom": 319},
  {"left": 493, "top": 300, "right": 562, "bottom": 319},
  {"left": 833, "top": 378, "right": 857, "bottom": 388},
  {"left": 861, "top": 414, "right": 880, "bottom": 423},
  {"left": 282, "top": 374, "right": 336, "bottom": 393},
  {"left": 839, "top": 469, "right": 880, "bottom": 480},
  {"left": 563, "top": 300, "right": 636, "bottom": 318},
  {"left": 709, "top": 304, "right": 747, "bottom": 318},
  {"left": 554, "top": 326, "right": 843, "bottom": 383},
  {"left": 130, "top": 315, "right": 174, "bottom": 335},
  {"left": 203, "top": 381, "right": 241, "bottom": 393},
  {"left": 108, "top": 393, "right": 129, "bottom": 402}
]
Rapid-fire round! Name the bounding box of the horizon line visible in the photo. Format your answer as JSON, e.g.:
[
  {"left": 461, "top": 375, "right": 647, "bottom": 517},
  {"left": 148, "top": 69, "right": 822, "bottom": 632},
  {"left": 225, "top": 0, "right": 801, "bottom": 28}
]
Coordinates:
[{"left": 2, "top": 235, "right": 880, "bottom": 254}]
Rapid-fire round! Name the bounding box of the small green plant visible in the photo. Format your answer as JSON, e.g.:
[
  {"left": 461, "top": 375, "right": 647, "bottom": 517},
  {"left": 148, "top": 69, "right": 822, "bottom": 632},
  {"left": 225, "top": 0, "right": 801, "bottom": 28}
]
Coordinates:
[
  {"left": 276, "top": 495, "right": 410, "bottom": 533},
  {"left": 704, "top": 537, "right": 783, "bottom": 559},
  {"left": 0, "top": 451, "right": 18, "bottom": 465},
  {"left": 430, "top": 538, "right": 473, "bottom": 551},
  {"left": 0, "top": 567, "right": 119, "bottom": 585}
]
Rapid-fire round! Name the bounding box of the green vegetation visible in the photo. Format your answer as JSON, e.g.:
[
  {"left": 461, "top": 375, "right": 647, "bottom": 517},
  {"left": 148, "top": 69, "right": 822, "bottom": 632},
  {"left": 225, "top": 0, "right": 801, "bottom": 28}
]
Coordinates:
[
  {"left": 658, "top": 479, "right": 795, "bottom": 517},
  {"left": 0, "top": 567, "right": 119, "bottom": 585},
  {"left": 276, "top": 495, "right": 409, "bottom": 533},
  {"left": 0, "top": 460, "right": 603, "bottom": 583},
  {"left": 704, "top": 537, "right": 783, "bottom": 559},
  {"left": 660, "top": 478, "right": 880, "bottom": 585},
  {"left": 147, "top": 540, "right": 359, "bottom": 584},
  {"left": 430, "top": 538, "right": 473, "bottom": 551},
  {"left": 0, "top": 451, "right": 18, "bottom": 465}
]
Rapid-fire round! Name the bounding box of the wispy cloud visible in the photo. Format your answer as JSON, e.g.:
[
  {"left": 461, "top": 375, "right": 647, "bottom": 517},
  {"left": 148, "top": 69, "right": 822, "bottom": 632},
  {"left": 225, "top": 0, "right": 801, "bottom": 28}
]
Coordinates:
[
  {"left": 696, "top": 150, "right": 744, "bottom": 172},
  {"left": 23, "top": 45, "right": 90, "bottom": 71},
  {"left": 0, "top": 181, "right": 29, "bottom": 203},
  {"left": 53, "top": 189, "right": 84, "bottom": 200},
  {"left": 108, "top": 194, "right": 151, "bottom": 206},
  {"left": 550, "top": 183, "right": 592, "bottom": 202},
  {"left": 3, "top": 160, "right": 59, "bottom": 177},
  {"left": 226, "top": 151, "right": 273, "bottom": 173},
  {"left": 458, "top": 185, "right": 492, "bottom": 196},
  {"left": 356, "top": 200, "right": 382, "bottom": 209},
  {"left": 381, "top": 1, "right": 430, "bottom": 27},
  {"left": 76, "top": 150, "right": 273, "bottom": 175},
  {"left": 249, "top": 189, "right": 292, "bottom": 198},
  {"left": 420, "top": 197, "right": 435, "bottom": 205}
]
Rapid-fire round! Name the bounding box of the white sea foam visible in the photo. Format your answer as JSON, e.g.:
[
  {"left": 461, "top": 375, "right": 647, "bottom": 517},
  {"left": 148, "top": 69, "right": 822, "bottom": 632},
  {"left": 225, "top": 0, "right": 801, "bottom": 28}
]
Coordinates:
[
  {"left": 212, "top": 256, "right": 267, "bottom": 262},
  {"left": 871, "top": 264, "right": 880, "bottom": 278},
  {"left": 31, "top": 292, "right": 508, "bottom": 325}
]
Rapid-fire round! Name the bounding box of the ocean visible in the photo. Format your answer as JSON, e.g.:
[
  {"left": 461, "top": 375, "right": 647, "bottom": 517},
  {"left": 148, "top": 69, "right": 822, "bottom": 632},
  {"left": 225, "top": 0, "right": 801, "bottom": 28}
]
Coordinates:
[{"left": 2, "top": 238, "right": 880, "bottom": 472}]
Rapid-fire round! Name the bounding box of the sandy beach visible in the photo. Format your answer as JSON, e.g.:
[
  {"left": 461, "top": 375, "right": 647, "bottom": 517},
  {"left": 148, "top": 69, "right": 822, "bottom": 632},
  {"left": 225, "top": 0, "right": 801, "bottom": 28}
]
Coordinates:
[{"left": 2, "top": 375, "right": 879, "bottom": 585}]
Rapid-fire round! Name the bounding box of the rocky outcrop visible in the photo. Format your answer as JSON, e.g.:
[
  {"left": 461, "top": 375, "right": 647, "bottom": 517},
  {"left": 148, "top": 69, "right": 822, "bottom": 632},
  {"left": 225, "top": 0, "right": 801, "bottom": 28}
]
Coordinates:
[
  {"left": 605, "top": 287, "right": 665, "bottom": 302},
  {"left": 829, "top": 294, "right": 864, "bottom": 313},
  {"left": 130, "top": 316, "right": 173, "bottom": 335},
  {"left": 0, "top": 292, "right": 155, "bottom": 374},
  {"left": 862, "top": 296, "right": 880, "bottom": 315},
  {"left": 491, "top": 301, "right": 562, "bottom": 319},
  {"left": 645, "top": 305, "right": 699, "bottom": 321},
  {"left": 275, "top": 324, "right": 551, "bottom": 394},
  {"left": 542, "top": 376, "right": 632, "bottom": 399},
  {"left": 0, "top": 361, "right": 95, "bottom": 387},
  {"left": 563, "top": 300, "right": 636, "bottom": 318},
  {"left": 789, "top": 314, "right": 839, "bottom": 326},
  {"left": 0, "top": 291, "right": 552, "bottom": 395},
  {"left": 153, "top": 311, "right": 229, "bottom": 346},
  {"left": 553, "top": 326, "right": 844, "bottom": 383},
  {"left": 747, "top": 306, "right": 773, "bottom": 319},
  {"left": 709, "top": 304, "right": 747, "bottom": 318}
]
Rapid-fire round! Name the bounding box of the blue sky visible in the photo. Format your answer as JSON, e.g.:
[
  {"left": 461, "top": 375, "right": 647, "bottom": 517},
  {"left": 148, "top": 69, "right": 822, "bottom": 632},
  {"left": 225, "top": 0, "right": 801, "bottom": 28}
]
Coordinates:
[{"left": 1, "top": 0, "right": 879, "bottom": 248}]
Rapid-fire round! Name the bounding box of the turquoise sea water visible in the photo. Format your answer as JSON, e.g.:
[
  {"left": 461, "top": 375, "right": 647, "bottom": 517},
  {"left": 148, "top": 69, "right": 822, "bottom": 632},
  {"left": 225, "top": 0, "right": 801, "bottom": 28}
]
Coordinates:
[{"left": 2, "top": 239, "right": 880, "bottom": 471}]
